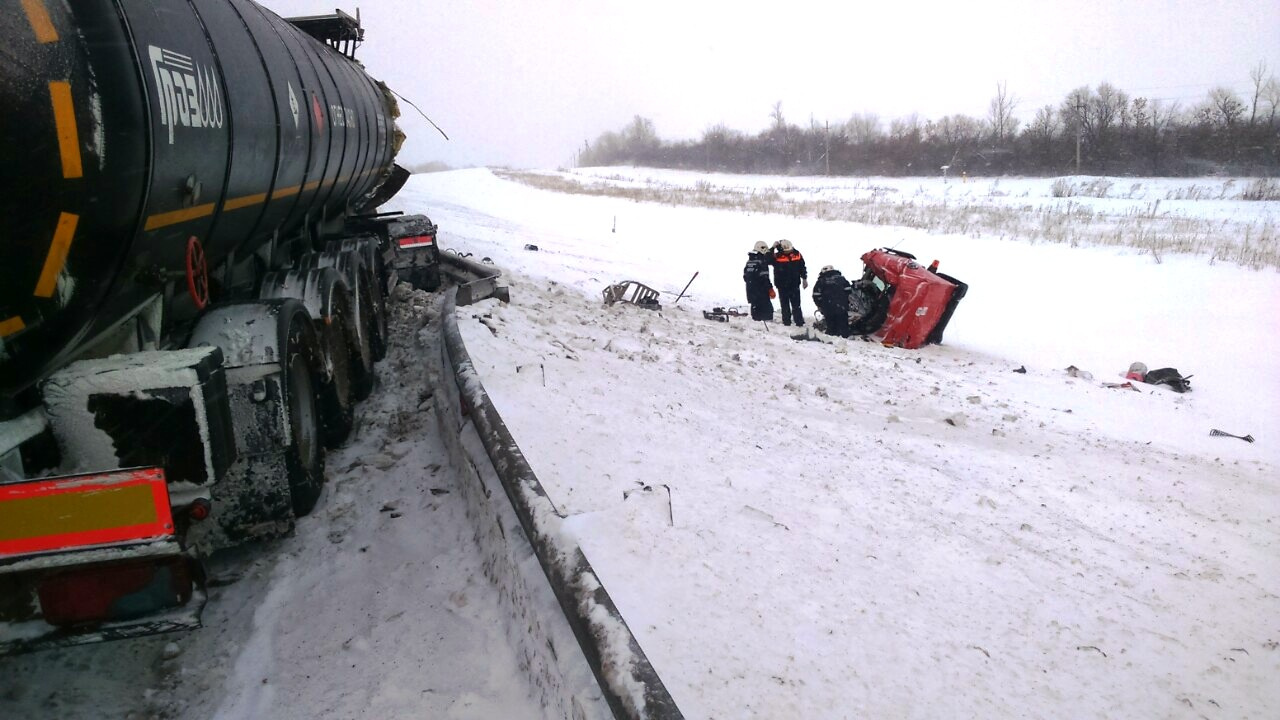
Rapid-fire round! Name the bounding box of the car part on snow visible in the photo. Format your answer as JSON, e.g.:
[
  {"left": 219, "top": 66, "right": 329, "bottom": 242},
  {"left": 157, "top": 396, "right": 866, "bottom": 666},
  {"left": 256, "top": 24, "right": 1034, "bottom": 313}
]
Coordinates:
[
  {"left": 441, "top": 253, "right": 509, "bottom": 306},
  {"left": 1142, "top": 367, "right": 1192, "bottom": 393},
  {"left": 703, "top": 306, "right": 749, "bottom": 322},
  {"left": 1065, "top": 365, "right": 1095, "bottom": 381},
  {"left": 603, "top": 280, "right": 662, "bottom": 310},
  {"left": 1210, "top": 429, "right": 1255, "bottom": 443}
]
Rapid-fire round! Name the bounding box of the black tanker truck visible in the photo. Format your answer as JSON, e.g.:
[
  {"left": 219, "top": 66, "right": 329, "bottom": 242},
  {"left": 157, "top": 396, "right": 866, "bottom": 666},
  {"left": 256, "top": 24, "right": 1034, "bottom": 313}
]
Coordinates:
[{"left": 0, "top": 0, "right": 439, "bottom": 653}]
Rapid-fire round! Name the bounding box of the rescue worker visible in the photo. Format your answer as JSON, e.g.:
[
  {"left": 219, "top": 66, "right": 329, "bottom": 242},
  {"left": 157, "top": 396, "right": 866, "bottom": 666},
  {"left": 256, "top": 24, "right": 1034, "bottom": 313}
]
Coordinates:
[
  {"left": 743, "top": 241, "right": 775, "bottom": 322},
  {"left": 812, "top": 265, "right": 851, "bottom": 337},
  {"left": 769, "top": 239, "right": 808, "bottom": 326}
]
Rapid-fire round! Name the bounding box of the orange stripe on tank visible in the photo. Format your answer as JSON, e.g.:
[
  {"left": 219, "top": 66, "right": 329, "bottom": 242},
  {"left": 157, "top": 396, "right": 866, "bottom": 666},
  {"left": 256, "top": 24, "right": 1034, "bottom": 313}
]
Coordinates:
[
  {"left": 223, "top": 192, "right": 268, "bottom": 211},
  {"left": 0, "top": 317, "right": 26, "bottom": 338},
  {"left": 143, "top": 203, "right": 216, "bottom": 231},
  {"left": 21, "top": 0, "right": 58, "bottom": 43},
  {"left": 34, "top": 212, "right": 79, "bottom": 298},
  {"left": 49, "top": 81, "right": 83, "bottom": 179}
]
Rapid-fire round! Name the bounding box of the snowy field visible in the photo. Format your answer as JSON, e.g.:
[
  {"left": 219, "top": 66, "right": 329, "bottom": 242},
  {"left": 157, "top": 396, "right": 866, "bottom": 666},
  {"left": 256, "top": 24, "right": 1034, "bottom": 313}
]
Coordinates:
[
  {"left": 545, "top": 168, "right": 1279, "bottom": 270},
  {"left": 409, "top": 168, "right": 1279, "bottom": 719}
]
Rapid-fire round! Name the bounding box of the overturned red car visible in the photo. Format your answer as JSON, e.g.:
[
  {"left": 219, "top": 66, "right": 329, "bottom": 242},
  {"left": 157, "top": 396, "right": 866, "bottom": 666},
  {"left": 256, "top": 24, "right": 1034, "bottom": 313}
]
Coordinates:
[{"left": 858, "top": 249, "right": 967, "bottom": 349}]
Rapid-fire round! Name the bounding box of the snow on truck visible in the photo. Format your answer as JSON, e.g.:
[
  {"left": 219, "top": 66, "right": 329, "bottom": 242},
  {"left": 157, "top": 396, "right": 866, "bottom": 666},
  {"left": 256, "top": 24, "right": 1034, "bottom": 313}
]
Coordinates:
[{"left": 0, "top": 1, "right": 440, "bottom": 653}]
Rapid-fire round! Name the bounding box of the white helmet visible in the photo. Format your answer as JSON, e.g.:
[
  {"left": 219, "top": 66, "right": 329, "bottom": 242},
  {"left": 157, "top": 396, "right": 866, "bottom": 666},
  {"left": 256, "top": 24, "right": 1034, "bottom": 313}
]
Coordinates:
[
  {"left": 752, "top": 241, "right": 769, "bottom": 254},
  {"left": 779, "top": 239, "right": 793, "bottom": 252},
  {"left": 820, "top": 265, "right": 834, "bottom": 274}
]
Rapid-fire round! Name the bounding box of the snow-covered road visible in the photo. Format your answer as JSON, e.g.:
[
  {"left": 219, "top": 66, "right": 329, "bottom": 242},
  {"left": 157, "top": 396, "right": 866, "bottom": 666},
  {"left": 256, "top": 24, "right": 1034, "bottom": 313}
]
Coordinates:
[{"left": 0, "top": 289, "right": 543, "bottom": 720}]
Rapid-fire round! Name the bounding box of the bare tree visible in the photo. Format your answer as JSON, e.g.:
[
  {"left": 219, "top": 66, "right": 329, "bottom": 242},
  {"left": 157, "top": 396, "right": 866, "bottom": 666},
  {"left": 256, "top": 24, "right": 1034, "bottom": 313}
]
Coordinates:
[
  {"left": 1059, "top": 86, "right": 1092, "bottom": 139},
  {"left": 1264, "top": 77, "right": 1280, "bottom": 127},
  {"left": 770, "top": 101, "right": 785, "bottom": 131},
  {"left": 987, "top": 81, "right": 1019, "bottom": 142},
  {"left": 1091, "top": 82, "right": 1126, "bottom": 149},
  {"left": 626, "top": 115, "right": 658, "bottom": 149},
  {"left": 930, "top": 114, "right": 983, "bottom": 148},
  {"left": 1207, "top": 86, "right": 1246, "bottom": 127},
  {"left": 889, "top": 114, "right": 921, "bottom": 141},
  {"left": 844, "top": 113, "right": 882, "bottom": 143},
  {"left": 1025, "top": 105, "right": 1058, "bottom": 141},
  {"left": 1248, "top": 60, "right": 1271, "bottom": 126}
]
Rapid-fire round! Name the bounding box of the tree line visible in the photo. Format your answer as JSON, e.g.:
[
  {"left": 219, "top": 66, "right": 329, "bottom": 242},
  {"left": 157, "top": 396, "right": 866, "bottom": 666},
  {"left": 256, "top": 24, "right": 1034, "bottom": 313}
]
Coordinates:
[{"left": 578, "top": 66, "right": 1280, "bottom": 177}]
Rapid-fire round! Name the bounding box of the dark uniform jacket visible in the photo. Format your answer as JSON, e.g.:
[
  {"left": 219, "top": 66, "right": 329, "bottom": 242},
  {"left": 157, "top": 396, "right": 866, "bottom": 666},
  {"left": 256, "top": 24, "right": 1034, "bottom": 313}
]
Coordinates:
[
  {"left": 770, "top": 248, "right": 808, "bottom": 288},
  {"left": 743, "top": 252, "right": 774, "bottom": 320},
  {"left": 812, "top": 268, "right": 850, "bottom": 314}
]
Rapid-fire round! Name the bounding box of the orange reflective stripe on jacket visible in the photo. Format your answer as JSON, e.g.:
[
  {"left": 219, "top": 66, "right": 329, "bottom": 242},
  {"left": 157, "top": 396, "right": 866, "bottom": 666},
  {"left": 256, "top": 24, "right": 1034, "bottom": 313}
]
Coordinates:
[{"left": 775, "top": 250, "right": 803, "bottom": 263}]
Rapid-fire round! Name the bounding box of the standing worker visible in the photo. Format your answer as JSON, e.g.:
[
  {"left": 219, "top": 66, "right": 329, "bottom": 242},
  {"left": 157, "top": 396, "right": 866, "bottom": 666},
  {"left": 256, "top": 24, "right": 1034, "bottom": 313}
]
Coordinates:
[
  {"left": 769, "top": 239, "right": 808, "bottom": 327},
  {"left": 744, "top": 241, "right": 775, "bottom": 322},
  {"left": 812, "top": 265, "right": 851, "bottom": 337}
]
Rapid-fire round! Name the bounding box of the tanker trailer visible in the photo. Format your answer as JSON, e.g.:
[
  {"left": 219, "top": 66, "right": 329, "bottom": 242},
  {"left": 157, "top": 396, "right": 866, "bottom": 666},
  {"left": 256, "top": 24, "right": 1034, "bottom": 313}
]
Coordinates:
[{"left": 0, "top": 0, "right": 437, "bottom": 654}]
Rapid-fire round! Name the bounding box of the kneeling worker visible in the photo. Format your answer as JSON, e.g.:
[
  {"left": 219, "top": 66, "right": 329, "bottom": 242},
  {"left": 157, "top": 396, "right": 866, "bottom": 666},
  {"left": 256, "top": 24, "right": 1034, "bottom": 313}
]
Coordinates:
[{"left": 812, "top": 265, "right": 851, "bottom": 337}]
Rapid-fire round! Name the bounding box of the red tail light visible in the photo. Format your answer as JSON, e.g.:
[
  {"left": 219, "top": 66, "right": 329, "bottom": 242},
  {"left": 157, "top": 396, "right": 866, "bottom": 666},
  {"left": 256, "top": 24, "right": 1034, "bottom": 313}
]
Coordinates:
[
  {"left": 187, "top": 498, "right": 211, "bottom": 521},
  {"left": 397, "top": 234, "right": 435, "bottom": 249}
]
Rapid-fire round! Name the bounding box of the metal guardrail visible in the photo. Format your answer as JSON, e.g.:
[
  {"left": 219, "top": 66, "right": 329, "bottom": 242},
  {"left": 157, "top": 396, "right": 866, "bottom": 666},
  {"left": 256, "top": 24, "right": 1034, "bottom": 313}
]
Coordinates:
[
  {"left": 433, "top": 282, "right": 683, "bottom": 719},
  {"left": 440, "top": 252, "right": 509, "bottom": 306}
]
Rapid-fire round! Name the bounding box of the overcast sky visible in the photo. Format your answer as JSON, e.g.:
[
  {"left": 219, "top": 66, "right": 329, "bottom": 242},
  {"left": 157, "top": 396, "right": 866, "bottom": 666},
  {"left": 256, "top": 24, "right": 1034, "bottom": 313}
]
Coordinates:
[{"left": 262, "top": 0, "right": 1280, "bottom": 169}]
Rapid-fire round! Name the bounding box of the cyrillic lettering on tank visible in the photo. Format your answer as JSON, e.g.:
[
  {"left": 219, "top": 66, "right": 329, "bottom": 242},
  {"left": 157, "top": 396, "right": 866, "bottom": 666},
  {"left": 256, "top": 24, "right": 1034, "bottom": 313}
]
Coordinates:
[{"left": 147, "top": 45, "right": 225, "bottom": 144}]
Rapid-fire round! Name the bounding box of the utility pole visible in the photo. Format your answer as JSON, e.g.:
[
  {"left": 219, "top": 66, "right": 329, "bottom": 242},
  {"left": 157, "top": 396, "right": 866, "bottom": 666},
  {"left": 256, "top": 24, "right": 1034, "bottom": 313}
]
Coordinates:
[
  {"left": 1075, "top": 97, "right": 1084, "bottom": 174},
  {"left": 824, "top": 121, "right": 830, "bottom": 176}
]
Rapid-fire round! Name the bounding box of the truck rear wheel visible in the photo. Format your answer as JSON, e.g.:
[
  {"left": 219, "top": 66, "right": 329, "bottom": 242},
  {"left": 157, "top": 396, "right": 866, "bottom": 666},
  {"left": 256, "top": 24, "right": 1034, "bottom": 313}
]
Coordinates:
[
  {"left": 302, "top": 249, "right": 376, "bottom": 400},
  {"left": 314, "top": 278, "right": 356, "bottom": 448},
  {"left": 335, "top": 237, "right": 389, "bottom": 361},
  {"left": 281, "top": 306, "right": 325, "bottom": 517},
  {"left": 260, "top": 268, "right": 357, "bottom": 448}
]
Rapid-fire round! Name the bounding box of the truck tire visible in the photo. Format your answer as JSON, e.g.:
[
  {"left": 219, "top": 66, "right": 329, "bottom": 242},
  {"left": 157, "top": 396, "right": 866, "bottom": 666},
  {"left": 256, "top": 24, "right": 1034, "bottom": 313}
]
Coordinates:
[
  {"left": 335, "top": 237, "right": 389, "bottom": 361},
  {"left": 259, "top": 268, "right": 355, "bottom": 448},
  {"left": 189, "top": 299, "right": 328, "bottom": 524},
  {"left": 281, "top": 305, "right": 325, "bottom": 517},
  {"left": 312, "top": 274, "right": 356, "bottom": 448},
  {"left": 302, "top": 250, "right": 375, "bottom": 400},
  {"left": 345, "top": 261, "right": 376, "bottom": 400}
]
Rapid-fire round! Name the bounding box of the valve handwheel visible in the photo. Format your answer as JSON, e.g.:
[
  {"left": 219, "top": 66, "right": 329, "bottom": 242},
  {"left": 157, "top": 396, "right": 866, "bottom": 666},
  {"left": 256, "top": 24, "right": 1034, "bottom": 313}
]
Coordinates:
[{"left": 186, "top": 236, "right": 210, "bottom": 309}]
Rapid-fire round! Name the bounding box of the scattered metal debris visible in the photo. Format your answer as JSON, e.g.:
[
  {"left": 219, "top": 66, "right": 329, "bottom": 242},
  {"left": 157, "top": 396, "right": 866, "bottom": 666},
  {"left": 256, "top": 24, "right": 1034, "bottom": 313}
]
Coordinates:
[
  {"left": 703, "top": 306, "right": 748, "bottom": 322},
  {"left": 1210, "top": 429, "right": 1255, "bottom": 443},
  {"left": 602, "top": 280, "right": 661, "bottom": 310}
]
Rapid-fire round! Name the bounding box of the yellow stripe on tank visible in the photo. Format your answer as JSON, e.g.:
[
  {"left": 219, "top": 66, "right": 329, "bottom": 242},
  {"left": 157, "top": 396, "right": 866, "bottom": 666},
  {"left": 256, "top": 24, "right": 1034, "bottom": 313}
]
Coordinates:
[
  {"left": 49, "top": 81, "right": 83, "bottom": 179},
  {"left": 20, "top": 0, "right": 58, "bottom": 43},
  {"left": 223, "top": 192, "right": 268, "bottom": 211},
  {"left": 143, "top": 203, "right": 216, "bottom": 231},
  {"left": 34, "top": 212, "right": 79, "bottom": 298},
  {"left": 0, "top": 317, "right": 26, "bottom": 338}
]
